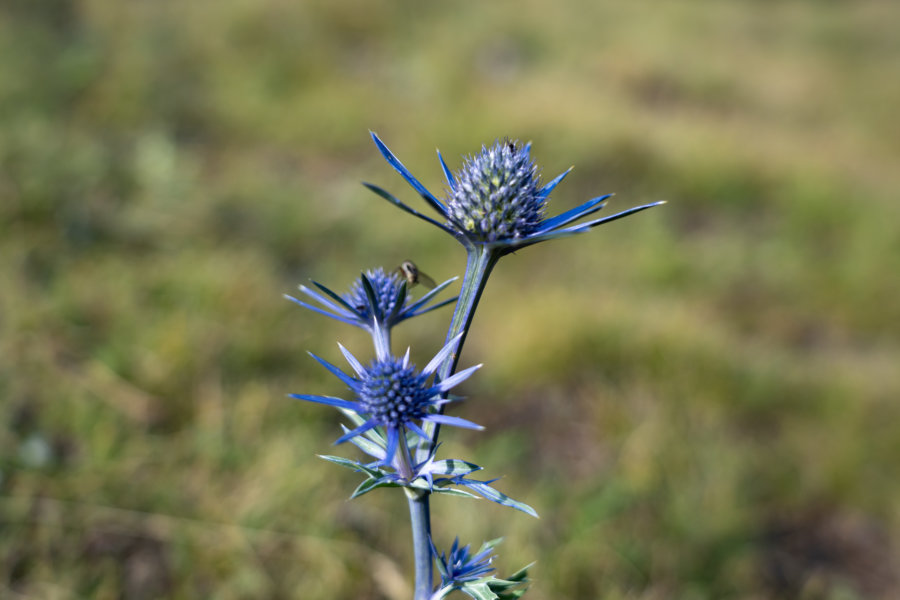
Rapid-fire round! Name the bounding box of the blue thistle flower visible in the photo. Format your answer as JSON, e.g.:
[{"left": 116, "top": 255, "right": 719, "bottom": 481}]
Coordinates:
[
  {"left": 430, "top": 538, "right": 533, "bottom": 600},
  {"left": 290, "top": 334, "right": 483, "bottom": 468},
  {"left": 344, "top": 267, "right": 407, "bottom": 320},
  {"left": 446, "top": 140, "right": 545, "bottom": 243},
  {"left": 431, "top": 537, "right": 497, "bottom": 592},
  {"left": 365, "top": 132, "right": 665, "bottom": 254},
  {"left": 286, "top": 267, "right": 456, "bottom": 331}
]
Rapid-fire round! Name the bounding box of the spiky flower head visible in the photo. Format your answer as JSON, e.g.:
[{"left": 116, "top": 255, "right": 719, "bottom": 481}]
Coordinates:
[
  {"left": 343, "top": 267, "right": 406, "bottom": 320},
  {"left": 446, "top": 140, "right": 544, "bottom": 243},
  {"left": 430, "top": 537, "right": 533, "bottom": 600},
  {"left": 365, "top": 132, "right": 665, "bottom": 254},
  {"left": 290, "top": 334, "right": 483, "bottom": 467},
  {"left": 357, "top": 356, "right": 432, "bottom": 428},
  {"left": 432, "top": 537, "right": 496, "bottom": 586},
  {"left": 286, "top": 267, "right": 456, "bottom": 331}
]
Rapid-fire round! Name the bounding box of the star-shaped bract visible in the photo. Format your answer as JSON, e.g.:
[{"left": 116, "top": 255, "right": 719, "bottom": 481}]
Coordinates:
[
  {"left": 286, "top": 267, "right": 456, "bottom": 331},
  {"left": 432, "top": 537, "right": 497, "bottom": 587},
  {"left": 290, "top": 334, "right": 483, "bottom": 467},
  {"left": 364, "top": 133, "right": 665, "bottom": 255}
]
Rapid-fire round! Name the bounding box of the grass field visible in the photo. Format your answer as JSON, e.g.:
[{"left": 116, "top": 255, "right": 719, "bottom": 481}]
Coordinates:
[{"left": 2, "top": 1, "right": 900, "bottom": 598}]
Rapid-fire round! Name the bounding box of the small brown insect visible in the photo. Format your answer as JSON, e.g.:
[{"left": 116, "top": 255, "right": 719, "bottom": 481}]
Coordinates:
[{"left": 397, "top": 260, "right": 436, "bottom": 289}]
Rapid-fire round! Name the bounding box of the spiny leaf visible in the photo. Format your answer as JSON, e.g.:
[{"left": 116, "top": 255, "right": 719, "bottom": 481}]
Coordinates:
[
  {"left": 462, "top": 481, "right": 539, "bottom": 518},
  {"left": 350, "top": 476, "right": 400, "bottom": 499},
  {"left": 461, "top": 581, "right": 498, "bottom": 600},
  {"left": 427, "top": 459, "right": 483, "bottom": 477},
  {"left": 316, "top": 455, "right": 382, "bottom": 478},
  {"left": 430, "top": 486, "right": 480, "bottom": 500}
]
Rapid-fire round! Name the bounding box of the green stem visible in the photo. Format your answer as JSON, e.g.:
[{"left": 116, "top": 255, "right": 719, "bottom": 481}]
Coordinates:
[
  {"left": 439, "top": 245, "right": 500, "bottom": 380},
  {"left": 407, "top": 492, "right": 433, "bottom": 600},
  {"left": 417, "top": 244, "right": 499, "bottom": 461},
  {"left": 400, "top": 430, "right": 432, "bottom": 599},
  {"left": 410, "top": 244, "right": 499, "bottom": 598}
]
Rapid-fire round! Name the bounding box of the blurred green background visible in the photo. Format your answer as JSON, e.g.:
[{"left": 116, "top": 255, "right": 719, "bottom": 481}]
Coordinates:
[{"left": 2, "top": 0, "right": 900, "bottom": 598}]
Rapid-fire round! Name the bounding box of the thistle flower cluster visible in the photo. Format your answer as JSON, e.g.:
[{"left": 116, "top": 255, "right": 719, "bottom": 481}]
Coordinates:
[
  {"left": 345, "top": 267, "right": 406, "bottom": 319},
  {"left": 288, "top": 132, "right": 663, "bottom": 599},
  {"left": 293, "top": 335, "right": 482, "bottom": 473},
  {"left": 286, "top": 267, "right": 455, "bottom": 332},
  {"left": 366, "top": 132, "right": 664, "bottom": 255},
  {"left": 446, "top": 140, "right": 544, "bottom": 242}
]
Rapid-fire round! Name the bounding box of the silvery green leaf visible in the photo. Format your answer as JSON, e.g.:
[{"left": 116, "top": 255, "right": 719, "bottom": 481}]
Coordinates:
[
  {"left": 461, "top": 581, "right": 498, "bottom": 600},
  {"left": 316, "top": 454, "right": 382, "bottom": 478},
  {"left": 491, "top": 586, "right": 528, "bottom": 600},
  {"left": 478, "top": 538, "right": 504, "bottom": 553},
  {"left": 430, "top": 486, "right": 480, "bottom": 500},
  {"left": 487, "top": 563, "right": 533, "bottom": 599},
  {"left": 497, "top": 563, "right": 533, "bottom": 584},
  {"left": 350, "top": 476, "right": 401, "bottom": 499},
  {"left": 460, "top": 481, "right": 539, "bottom": 518},
  {"left": 425, "top": 459, "right": 483, "bottom": 477}
]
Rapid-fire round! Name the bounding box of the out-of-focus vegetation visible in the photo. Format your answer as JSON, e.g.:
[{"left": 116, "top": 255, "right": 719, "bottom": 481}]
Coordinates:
[{"left": 2, "top": 0, "right": 899, "bottom": 598}]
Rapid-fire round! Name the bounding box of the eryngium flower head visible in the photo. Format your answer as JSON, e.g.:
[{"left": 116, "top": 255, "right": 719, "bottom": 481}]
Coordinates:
[
  {"left": 344, "top": 267, "right": 405, "bottom": 320},
  {"left": 290, "top": 334, "right": 483, "bottom": 466},
  {"left": 432, "top": 537, "right": 496, "bottom": 587},
  {"left": 446, "top": 140, "right": 544, "bottom": 242},
  {"left": 358, "top": 357, "right": 431, "bottom": 427},
  {"left": 286, "top": 267, "right": 456, "bottom": 331},
  {"left": 365, "top": 132, "right": 665, "bottom": 254}
]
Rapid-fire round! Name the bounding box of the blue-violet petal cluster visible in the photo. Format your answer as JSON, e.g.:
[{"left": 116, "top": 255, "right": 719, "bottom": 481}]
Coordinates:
[
  {"left": 365, "top": 132, "right": 665, "bottom": 253},
  {"left": 446, "top": 140, "right": 544, "bottom": 242},
  {"left": 345, "top": 267, "right": 407, "bottom": 320},
  {"left": 290, "top": 334, "right": 483, "bottom": 467},
  {"left": 286, "top": 267, "right": 456, "bottom": 331},
  {"left": 432, "top": 537, "right": 496, "bottom": 586}
]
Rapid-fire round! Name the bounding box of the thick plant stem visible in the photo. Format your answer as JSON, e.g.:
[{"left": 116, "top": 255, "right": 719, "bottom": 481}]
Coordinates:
[
  {"left": 410, "top": 244, "right": 499, "bottom": 598},
  {"left": 372, "top": 318, "right": 432, "bottom": 596},
  {"left": 407, "top": 492, "right": 433, "bottom": 600},
  {"left": 372, "top": 320, "right": 432, "bottom": 596},
  {"left": 439, "top": 244, "right": 499, "bottom": 380},
  {"left": 416, "top": 244, "right": 498, "bottom": 462}
]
